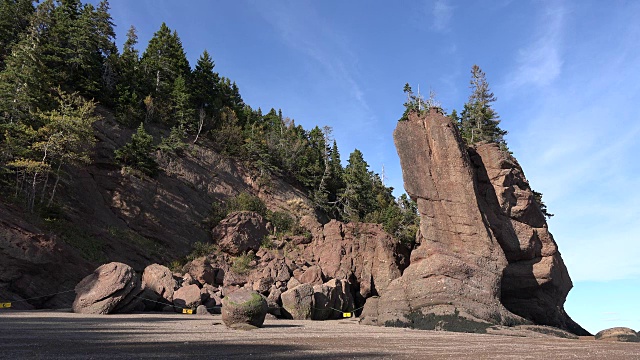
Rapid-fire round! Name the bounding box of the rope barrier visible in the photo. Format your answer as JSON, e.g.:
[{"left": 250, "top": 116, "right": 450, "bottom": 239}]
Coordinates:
[{"left": 0, "top": 289, "right": 76, "bottom": 309}]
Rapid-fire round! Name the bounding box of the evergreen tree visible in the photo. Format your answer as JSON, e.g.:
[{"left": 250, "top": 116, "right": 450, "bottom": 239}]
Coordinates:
[
  {"left": 171, "top": 75, "right": 194, "bottom": 131},
  {"left": 115, "top": 25, "right": 144, "bottom": 125},
  {"left": 140, "top": 23, "right": 191, "bottom": 124},
  {"left": 0, "top": 0, "right": 35, "bottom": 71},
  {"left": 459, "top": 65, "right": 506, "bottom": 145},
  {"left": 191, "top": 49, "right": 219, "bottom": 123},
  {"left": 0, "top": 0, "right": 53, "bottom": 122},
  {"left": 114, "top": 123, "right": 158, "bottom": 176},
  {"left": 341, "top": 149, "right": 374, "bottom": 222}
]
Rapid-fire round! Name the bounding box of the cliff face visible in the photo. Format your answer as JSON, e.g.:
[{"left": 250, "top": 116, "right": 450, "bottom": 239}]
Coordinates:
[
  {"left": 362, "top": 109, "right": 588, "bottom": 335},
  {"left": 471, "top": 143, "right": 587, "bottom": 335},
  {"left": 0, "top": 110, "right": 317, "bottom": 307}
]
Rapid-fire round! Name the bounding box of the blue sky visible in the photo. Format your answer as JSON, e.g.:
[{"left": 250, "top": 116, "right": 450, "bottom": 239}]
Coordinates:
[{"left": 97, "top": 0, "right": 640, "bottom": 334}]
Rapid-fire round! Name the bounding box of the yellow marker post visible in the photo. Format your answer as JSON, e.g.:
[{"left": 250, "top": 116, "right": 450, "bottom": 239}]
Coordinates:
[
  {"left": 0, "top": 303, "right": 11, "bottom": 308},
  {"left": 182, "top": 309, "right": 193, "bottom": 314},
  {"left": 343, "top": 312, "right": 352, "bottom": 318}
]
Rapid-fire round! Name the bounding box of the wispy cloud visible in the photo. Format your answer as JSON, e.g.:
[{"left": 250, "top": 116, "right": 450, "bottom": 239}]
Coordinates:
[
  {"left": 254, "top": 2, "right": 369, "bottom": 114},
  {"left": 431, "top": 0, "right": 454, "bottom": 33},
  {"left": 506, "top": 3, "right": 565, "bottom": 90}
]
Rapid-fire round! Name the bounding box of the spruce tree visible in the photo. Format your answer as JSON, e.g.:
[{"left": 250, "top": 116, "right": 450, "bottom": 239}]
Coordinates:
[
  {"left": 115, "top": 25, "right": 144, "bottom": 125},
  {"left": 191, "top": 50, "right": 219, "bottom": 122},
  {"left": 341, "top": 149, "right": 374, "bottom": 222},
  {"left": 0, "top": 0, "right": 35, "bottom": 71},
  {"left": 140, "top": 23, "right": 191, "bottom": 124},
  {"left": 460, "top": 65, "right": 507, "bottom": 145}
]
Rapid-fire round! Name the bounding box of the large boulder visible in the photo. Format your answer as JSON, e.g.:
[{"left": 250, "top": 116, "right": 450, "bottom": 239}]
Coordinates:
[
  {"left": 595, "top": 327, "right": 640, "bottom": 342},
  {"left": 173, "top": 284, "right": 202, "bottom": 311},
  {"left": 221, "top": 288, "right": 268, "bottom": 330},
  {"left": 367, "top": 110, "right": 523, "bottom": 331},
  {"left": 184, "top": 257, "right": 218, "bottom": 286},
  {"left": 140, "top": 264, "right": 176, "bottom": 310},
  {"left": 72, "top": 262, "right": 142, "bottom": 314},
  {"left": 281, "top": 284, "right": 314, "bottom": 320},
  {"left": 212, "top": 211, "right": 270, "bottom": 256},
  {"left": 472, "top": 143, "right": 589, "bottom": 335}
]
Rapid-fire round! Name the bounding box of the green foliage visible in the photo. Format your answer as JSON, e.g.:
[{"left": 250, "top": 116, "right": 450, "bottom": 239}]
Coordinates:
[
  {"left": 268, "top": 211, "right": 294, "bottom": 234},
  {"left": 231, "top": 252, "right": 255, "bottom": 275},
  {"left": 227, "top": 192, "right": 267, "bottom": 217},
  {"left": 44, "top": 213, "right": 106, "bottom": 263},
  {"left": 186, "top": 241, "right": 218, "bottom": 261},
  {"left": 158, "top": 126, "right": 186, "bottom": 156},
  {"left": 115, "top": 26, "right": 144, "bottom": 126},
  {"left": 260, "top": 236, "right": 275, "bottom": 250},
  {"left": 0, "top": 0, "right": 34, "bottom": 71},
  {"left": 458, "top": 65, "right": 507, "bottom": 146},
  {"left": 3, "top": 89, "right": 99, "bottom": 211},
  {"left": 532, "top": 190, "right": 554, "bottom": 219},
  {"left": 140, "top": 22, "right": 191, "bottom": 124},
  {"left": 114, "top": 123, "right": 158, "bottom": 176}
]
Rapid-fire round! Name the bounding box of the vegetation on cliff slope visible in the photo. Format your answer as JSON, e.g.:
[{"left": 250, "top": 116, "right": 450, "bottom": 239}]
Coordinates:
[{"left": 0, "top": 0, "right": 419, "bottom": 244}]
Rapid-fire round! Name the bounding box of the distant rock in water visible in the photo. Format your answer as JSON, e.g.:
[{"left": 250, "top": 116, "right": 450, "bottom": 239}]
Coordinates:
[
  {"left": 595, "top": 327, "right": 639, "bottom": 342},
  {"left": 361, "top": 109, "right": 589, "bottom": 336}
]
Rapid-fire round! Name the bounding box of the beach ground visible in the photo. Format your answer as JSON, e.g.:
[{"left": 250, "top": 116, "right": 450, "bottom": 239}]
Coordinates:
[{"left": 1, "top": 310, "right": 638, "bottom": 359}]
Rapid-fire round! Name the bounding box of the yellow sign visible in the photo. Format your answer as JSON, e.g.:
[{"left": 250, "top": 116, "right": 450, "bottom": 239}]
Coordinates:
[
  {"left": 0, "top": 303, "right": 11, "bottom": 308},
  {"left": 182, "top": 309, "right": 193, "bottom": 314},
  {"left": 343, "top": 312, "right": 352, "bottom": 318}
]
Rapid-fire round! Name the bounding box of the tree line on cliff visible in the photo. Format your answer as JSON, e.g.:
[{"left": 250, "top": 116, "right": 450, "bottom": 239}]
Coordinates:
[{"left": 0, "top": 0, "right": 419, "bottom": 243}]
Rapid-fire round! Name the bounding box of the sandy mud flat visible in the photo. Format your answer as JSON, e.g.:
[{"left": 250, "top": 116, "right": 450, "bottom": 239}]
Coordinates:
[{"left": 1, "top": 311, "right": 638, "bottom": 359}]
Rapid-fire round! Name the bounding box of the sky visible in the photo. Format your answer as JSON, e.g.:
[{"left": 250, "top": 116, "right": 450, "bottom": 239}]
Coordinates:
[{"left": 96, "top": 0, "right": 640, "bottom": 334}]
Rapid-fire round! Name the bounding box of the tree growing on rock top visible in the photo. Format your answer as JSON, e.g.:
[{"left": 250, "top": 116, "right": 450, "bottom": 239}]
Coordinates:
[{"left": 458, "top": 64, "right": 507, "bottom": 146}]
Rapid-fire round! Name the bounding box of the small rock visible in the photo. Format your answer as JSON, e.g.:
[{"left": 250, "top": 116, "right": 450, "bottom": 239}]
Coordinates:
[{"left": 196, "top": 305, "right": 211, "bottom": 316}]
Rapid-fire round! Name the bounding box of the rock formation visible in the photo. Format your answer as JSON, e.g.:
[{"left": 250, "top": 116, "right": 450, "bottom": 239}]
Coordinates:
[
  {"left": 361, "top": 109, "right": 587, "bottom": 335},
  {"left": 471, "top": 143, "right": 586, "bottom": 334}
]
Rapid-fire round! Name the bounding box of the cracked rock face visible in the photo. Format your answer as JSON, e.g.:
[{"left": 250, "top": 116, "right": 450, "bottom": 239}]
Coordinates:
[{"left": 362, "top": 110, "right": 588, "bottom": 335}]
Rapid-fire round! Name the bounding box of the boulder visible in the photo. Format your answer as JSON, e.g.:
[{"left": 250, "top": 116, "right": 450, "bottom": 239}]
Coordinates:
[
  {"left": 297, "top": 265, "right": 324, "bottom": 285},
  {"left": 266, "top": 286, "right": 282, "bottom": 317},
  {"left": 312, "top": 279, "right": 354, "bottom": 320},
  {"left": 196, "top": 304, "right": 211, "bottom": 316},
  {"left": 367, "top": 110, "right": 523, "bottom": 330},
  {"left": 212, "top": 211, "right": 270, "bottom": 256},
  {"left": 595, "top": 327, "right": 640, "bottom": 342},
  {"left": 184, "top": 257, "right": 217, "bottom": 286},
  {"left": 140, "top": 264, "right": 176, "bottom": 311},
  {"left": 221, "top": 288, "right": 268, "bottom": 330},
  {"left": 173, "top": 284, "right": 201, "bottom": 311},
  {"left": 281, "top": 284, "right": 314, "bottom": 320},
  {"left": 72, "top": 262, "right": 143, "bottom": 314}
]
